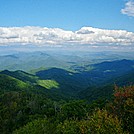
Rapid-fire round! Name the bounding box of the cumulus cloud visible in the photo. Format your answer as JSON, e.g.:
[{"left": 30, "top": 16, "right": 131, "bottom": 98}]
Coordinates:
[
  {"left": 121, "top": 0, "right": 134, "bottom": 17},
  {"left": 0, "top": 26, "right": 134, "bottom": 47}
]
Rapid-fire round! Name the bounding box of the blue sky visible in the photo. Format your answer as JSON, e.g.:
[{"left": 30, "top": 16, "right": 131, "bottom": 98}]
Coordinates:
[
  {"left": 0, "top": 0, "right": 134, "bottom": 51},
  {"left": 0, "top": 0, "right": 133, "bottom": 32}
]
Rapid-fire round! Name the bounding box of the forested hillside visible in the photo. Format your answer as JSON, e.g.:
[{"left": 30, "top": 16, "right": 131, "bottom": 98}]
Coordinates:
[
  {"left": 0, "top": 65, "right": 134, "bottom": 133},
  {"left": 0, "top": 76, "right": 133, "bottom": 133},
  {"left": 0, "top": 59, "right": 134, "bottom": 134}
]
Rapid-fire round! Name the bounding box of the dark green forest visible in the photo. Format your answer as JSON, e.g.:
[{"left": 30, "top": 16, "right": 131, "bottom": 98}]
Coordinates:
[
  {"left": 0, "top": 59, "right": 134, "bottom": 134},
  {"left": 0, "top": 70, "right": 134, "bottom": 134}
]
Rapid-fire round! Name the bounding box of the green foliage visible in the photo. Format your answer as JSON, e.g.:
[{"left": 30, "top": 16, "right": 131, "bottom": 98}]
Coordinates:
[
  {"left": 108, "top": 85, "right": 134, "bottom": 133},
  {"left": 60, "top": 100, "right": 88, "bottom": 120},
  {"left": 0, "top": 70, "right": 38, "bottom": 84},
  {"left": 86, "top": 109, "right": 123, "bottom": 134},
  {"left": 57, "top": 120, "right": 80, "bottom": 134},
  {"left": 13, "top": 119, "right": 55, "bottom": 134},
  {"left": 0, "top": 91, "right": 56, "bottom": 134},
  {"left": 78, "top": 85, "right": 114, "bottom": 102},
  {"left": 0, "top": 74, "right": 29, "bottom": 93},
  {"left": 0, "top": 70, "right": 134, "bottom": 134},
  {"left": 57, "top": 109, "right": 123, "bottom": 134}
]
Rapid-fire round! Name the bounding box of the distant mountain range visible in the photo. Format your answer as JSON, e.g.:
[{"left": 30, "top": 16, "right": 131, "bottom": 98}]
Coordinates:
[
  {"left": 0, "top": 51, "right": 134, "bottom": 73},
  {"left": 0, "top": 59, "right": 134, "bottom": 99}
]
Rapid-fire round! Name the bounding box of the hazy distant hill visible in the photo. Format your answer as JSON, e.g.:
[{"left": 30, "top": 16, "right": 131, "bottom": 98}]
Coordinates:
[
  {"left": 0, "top": 51, "right": 134, "bottom": 73},
  {"left": 0, "top": 52, "right": 69, "bottom": 71}
]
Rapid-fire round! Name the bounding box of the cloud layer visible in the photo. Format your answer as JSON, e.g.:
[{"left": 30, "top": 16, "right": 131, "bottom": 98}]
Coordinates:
[
  {"left": 121, "top": 0, "right": 134, "bottom": 17},
  {"left": 0, "top": 26, "right": 134, "bottom": 47}
]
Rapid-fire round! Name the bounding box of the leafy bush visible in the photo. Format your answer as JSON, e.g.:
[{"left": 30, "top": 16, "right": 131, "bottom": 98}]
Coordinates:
[
  {"left": 13, "top": 119, "right": 55, "bottom": 134},
  {"left": 109, "top": 85, "right": 134, "bottom": 133}
]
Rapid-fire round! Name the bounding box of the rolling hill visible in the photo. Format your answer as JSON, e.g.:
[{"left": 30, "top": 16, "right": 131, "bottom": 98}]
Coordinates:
[{"left": 1, "top": 59, "right": 134, "bottom": 97}]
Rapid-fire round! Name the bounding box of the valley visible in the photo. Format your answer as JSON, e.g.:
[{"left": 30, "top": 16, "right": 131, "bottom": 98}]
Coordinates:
[
  {"left": 0, "top": 51, "right": 134, "bottom": 97},
  {"left": 0, "top": 50, "right": 134, "bottom": 134}
]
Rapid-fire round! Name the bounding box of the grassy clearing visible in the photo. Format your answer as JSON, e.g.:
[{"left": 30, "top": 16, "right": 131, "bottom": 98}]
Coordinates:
[{"left": 37, "top": 80, "right": 59, "bottom": 89}]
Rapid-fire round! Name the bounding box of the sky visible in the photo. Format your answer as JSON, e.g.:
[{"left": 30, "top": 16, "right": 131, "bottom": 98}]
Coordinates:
[{"left": 0, "top": 0, "right": 134, "bottom": 51}]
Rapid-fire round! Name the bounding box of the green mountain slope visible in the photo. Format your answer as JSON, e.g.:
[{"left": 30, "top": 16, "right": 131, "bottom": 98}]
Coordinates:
[
  {"left": 0, "top": 64, "right": 134, "bottom": 133},
  {"left": 0, "top": 74, "right": 30, "bottom": 93},
  {"left": 78, "top": 70, "right": 134, "bottom": 102},
  {"left": 0, "top": 70, "right": 38, "bottom": 83}
]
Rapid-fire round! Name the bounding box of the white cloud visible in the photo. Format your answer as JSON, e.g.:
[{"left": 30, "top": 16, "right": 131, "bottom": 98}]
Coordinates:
[
  {"left": 0, "top": 26, "right": 134, "bottom": 47},
  {"left": 121, "top": 0, "right": 134, "bottom": 17}
]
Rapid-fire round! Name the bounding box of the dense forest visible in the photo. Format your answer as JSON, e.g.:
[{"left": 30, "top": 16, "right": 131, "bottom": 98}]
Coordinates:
[
  {"left": 0, "top": 70, "right": 134, "bottom": 134},
  {"left": 0, "top": 56, "right": 134, "bottom": 134}
]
